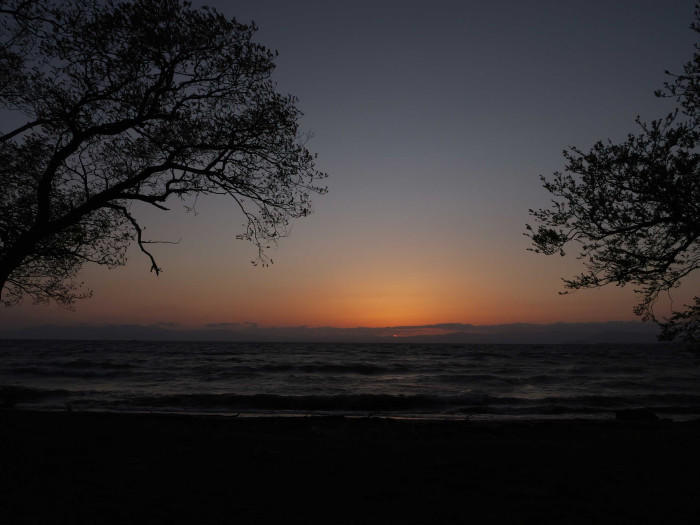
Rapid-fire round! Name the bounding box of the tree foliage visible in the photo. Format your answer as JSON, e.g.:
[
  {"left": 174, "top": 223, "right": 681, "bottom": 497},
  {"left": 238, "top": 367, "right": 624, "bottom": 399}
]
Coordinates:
[
  {"left": 0, "top": 0, "right": 326, "bottom": 306},
  {"left": 527, "top": 5, "right": 700, "bottom": 344}
]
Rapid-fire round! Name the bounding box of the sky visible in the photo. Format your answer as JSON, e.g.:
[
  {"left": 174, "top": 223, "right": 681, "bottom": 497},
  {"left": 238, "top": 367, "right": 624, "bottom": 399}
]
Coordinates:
[{"left": 2, "top": 0, "right": 699, "bottom": 332}]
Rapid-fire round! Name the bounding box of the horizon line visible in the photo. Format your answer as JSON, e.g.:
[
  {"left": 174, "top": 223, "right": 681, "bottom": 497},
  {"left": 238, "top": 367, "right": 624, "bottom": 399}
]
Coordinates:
[{"left": 0, "top": 320, "right": 662, "bottom": 344}]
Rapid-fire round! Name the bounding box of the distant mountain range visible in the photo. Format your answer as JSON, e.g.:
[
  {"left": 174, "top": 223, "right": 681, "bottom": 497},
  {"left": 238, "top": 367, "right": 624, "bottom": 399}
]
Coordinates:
[{"left": 0, "top": 321, "right": 661, "bottom": 344}]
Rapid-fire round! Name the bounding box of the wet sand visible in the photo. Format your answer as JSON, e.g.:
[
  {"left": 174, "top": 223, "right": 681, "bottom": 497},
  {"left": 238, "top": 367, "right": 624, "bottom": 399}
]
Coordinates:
[{"left": 1, "top": 410, "right": 699, "bottom": 524}]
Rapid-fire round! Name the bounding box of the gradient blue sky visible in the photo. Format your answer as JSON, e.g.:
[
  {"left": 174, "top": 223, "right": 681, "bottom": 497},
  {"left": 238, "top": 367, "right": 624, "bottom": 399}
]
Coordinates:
[{"left": 2, "top": 0, "right": 698, "bottom": 330}]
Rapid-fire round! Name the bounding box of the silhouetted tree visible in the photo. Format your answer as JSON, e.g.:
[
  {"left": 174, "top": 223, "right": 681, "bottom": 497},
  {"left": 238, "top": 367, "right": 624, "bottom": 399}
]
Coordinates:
[
  {"left": 0, "top": 0, "right": 326, "bottom": 306},
  {"left": 527, "top": 5, "right": 699, "bottom": 344}
]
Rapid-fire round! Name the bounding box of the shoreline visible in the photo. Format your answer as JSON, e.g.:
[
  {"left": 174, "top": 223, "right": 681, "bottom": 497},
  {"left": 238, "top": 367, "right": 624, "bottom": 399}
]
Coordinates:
[
  {"left": 2, "top": 409, "right": 700, "bottom": 523},
  {"left": 5, "top": 406, "right": 695, "bottom": 422}
]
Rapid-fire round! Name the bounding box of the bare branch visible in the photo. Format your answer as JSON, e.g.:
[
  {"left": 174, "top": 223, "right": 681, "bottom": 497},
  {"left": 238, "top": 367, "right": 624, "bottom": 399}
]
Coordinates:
[
  {"left": 107, "top": 204, "right": 161, "bottom": 274},
  {"left": 0, "top": 0, "right": 327, "bottom": 306}
]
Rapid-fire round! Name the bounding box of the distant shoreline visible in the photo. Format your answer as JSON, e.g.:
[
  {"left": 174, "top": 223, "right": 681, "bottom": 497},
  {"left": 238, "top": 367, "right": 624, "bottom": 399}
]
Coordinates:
[{"left": 0, "top": 320, "right": 663, "bottom": 344}]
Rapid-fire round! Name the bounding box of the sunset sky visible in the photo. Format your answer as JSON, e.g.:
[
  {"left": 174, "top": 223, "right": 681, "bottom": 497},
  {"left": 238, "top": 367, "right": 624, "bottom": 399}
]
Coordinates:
[{"left": 2, "top": 0, "right": 699, "bottom": 331}]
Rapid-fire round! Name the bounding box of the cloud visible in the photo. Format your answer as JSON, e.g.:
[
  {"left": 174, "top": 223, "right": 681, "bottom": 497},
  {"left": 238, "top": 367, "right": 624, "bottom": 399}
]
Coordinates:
[{"left": 204, "top": 322, "right": 259, "bottom": 329}]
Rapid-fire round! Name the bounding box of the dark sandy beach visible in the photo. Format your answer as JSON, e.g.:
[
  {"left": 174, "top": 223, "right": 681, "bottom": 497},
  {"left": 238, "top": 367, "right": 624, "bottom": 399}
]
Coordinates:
[{"left": 2, "top": 410, "right": 700, "bottom": 524}]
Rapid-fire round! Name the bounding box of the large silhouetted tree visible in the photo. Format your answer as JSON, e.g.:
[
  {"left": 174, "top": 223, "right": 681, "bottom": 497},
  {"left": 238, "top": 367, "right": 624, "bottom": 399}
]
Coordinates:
[
  {"left": 0, "top": 0, "right": 326, "bottom": 306},
  {"left": 527, "top": 6, "right": 699, "bottom": 344}
]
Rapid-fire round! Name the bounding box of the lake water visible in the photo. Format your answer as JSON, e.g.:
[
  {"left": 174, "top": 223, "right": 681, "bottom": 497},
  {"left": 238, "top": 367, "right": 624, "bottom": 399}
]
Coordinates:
[{"left": 2, "top": 340, "right": 699, "bottom": 420}]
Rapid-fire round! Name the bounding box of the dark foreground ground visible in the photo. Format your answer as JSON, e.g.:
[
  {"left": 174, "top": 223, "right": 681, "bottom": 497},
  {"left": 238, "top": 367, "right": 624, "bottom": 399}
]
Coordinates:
[{"left": 1, "top": 410, "right": 700, "bottom": 524}]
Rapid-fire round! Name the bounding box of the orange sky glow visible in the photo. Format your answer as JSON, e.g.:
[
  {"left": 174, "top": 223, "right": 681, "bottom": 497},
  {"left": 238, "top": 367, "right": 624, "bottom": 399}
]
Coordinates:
[{"left": 1, "top": 1, "right": 697, "bottom": 332}]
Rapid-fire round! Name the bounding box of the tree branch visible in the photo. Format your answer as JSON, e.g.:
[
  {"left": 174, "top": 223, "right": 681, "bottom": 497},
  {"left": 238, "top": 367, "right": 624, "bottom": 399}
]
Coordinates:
[{"left": 107, "top": 204, "right": 161, "bottom": 275}]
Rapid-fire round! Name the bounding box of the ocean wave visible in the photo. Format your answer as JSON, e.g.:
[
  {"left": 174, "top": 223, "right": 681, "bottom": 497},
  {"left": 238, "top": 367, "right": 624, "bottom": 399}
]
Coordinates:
[
  {"left": 9, "top": 366, "right": 130, "bottom": 379},
  {"left": 191, "top": 362, "right": 410, "bottom": 376},
  {"left": 434, "top": 374, "right": 520, "bottom": 385},
  {"left": 127, "top": 393, "right": 453, "bottom": 411},
  {"left": 120, "top": 392, "right": 700, "bottom": 414},
  {"left": 0, "top": 385, "right": 72, "bottom": 407},
  {"left": 59, "top": 359, "right": 134, "bottom": 369},
  {"left": 4, "top": 341, "right": 700, "bottom": 419}
]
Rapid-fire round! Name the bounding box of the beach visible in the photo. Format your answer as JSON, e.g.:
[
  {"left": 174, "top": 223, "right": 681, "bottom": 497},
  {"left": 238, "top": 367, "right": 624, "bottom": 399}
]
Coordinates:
[{"left": 2, "top": 410, "right": 699, "bottom": 524}]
